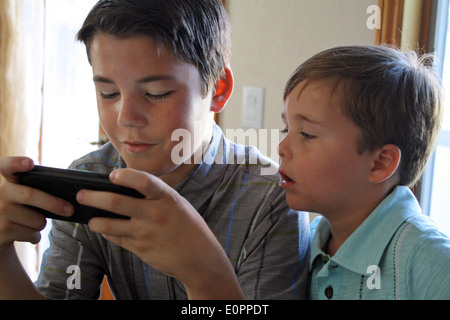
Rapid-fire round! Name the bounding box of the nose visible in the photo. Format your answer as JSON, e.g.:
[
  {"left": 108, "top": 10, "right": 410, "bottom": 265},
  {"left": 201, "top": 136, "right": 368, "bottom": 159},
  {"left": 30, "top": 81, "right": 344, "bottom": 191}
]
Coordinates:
[
  {"left": 278, "top": 134, "right": 291, "bottom": 160},
  {"left": 117, "top": 95, "right": 147, "bottom": 128}
]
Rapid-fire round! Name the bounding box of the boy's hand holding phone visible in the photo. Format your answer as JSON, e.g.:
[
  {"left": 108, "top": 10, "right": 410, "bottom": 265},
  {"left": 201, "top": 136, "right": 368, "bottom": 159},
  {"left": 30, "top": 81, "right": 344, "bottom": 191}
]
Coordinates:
[
  {"left": 80, "top": 168, "right": 242, "bottom": 299},
  {"left": 14, "top": 163, "right": 145, "bottom": 224},
  {"left": 0, "top": 157, "right": 74, "bottom": 252},
  {"left": 0, "top": 157, "right": 241, "bottom": 298}
]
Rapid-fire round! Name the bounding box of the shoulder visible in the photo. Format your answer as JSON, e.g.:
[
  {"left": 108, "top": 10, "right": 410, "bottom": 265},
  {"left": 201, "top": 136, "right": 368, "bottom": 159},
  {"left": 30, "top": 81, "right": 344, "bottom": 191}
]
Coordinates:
[
  {"left": 223, "top": 141, "right": 282, "bottom": 184},
  {"left": 400, "top": 214, "right": 450, "bottom": 250},
  {"left": 221, "top": 143, "right": 286, "bottom": 204},
  {"left": 396, "top": 215, "right": 450, "bottom": 299}
]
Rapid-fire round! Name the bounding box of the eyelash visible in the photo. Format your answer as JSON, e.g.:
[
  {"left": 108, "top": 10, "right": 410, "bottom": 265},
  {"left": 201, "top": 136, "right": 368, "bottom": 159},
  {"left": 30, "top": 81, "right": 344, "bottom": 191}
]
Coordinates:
[
  {"left": 280, "top": 129, "right": 315, "bottom": 141},
  {"left": 99, "top": 92, "right": 172, "bottom": 101},
  {"left": 100, "top": 92, "right": 119, "bottom": 100},
  {"left": 300, "top": 132, "right": 315, "bottom": 140},
  {"left": 146, "top": 92, "right": 172, "bottom": 101}
]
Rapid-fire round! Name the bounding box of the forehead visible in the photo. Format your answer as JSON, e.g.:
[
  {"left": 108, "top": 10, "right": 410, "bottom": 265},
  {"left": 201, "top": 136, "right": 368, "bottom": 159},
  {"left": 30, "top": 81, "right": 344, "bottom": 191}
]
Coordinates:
[
  {"left": 283, "top": 78, "right": 344, "bottom": 119},
  {"left": 89, "top": 33, "right": 202, "bottom": 83},
  {"left": 90, "top": 33, "right": 168, "bottom": 62}
]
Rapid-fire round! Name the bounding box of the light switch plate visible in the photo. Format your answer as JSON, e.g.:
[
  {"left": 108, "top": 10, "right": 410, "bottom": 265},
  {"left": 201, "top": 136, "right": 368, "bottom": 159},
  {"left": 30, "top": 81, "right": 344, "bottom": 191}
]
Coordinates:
[{"left": 242, "top": 86, "right": 265, "bottom": 129}]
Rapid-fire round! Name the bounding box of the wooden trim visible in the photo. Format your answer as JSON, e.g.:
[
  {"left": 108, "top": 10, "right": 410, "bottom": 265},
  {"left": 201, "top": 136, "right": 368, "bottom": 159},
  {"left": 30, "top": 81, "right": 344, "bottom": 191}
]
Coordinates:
[
  {"left": 419, "top": 0, "right": 433, "bottom": 52},
  {"left": 376, "top": 0, "right": 405, "bottom": 47},
  {"left": 376, "top": 0, "right": 434, "bottom": 53}
]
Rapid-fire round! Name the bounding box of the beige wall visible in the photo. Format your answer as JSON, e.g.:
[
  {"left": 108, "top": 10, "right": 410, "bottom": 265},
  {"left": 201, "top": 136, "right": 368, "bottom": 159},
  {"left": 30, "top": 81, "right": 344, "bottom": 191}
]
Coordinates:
[{"left": 220, "top": 0, "right": 377, "bottom": 162}]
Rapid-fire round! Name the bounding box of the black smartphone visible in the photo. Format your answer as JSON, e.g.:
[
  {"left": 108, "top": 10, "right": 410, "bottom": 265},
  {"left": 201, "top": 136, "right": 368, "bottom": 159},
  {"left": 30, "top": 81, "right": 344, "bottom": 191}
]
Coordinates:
[{"left": 15, "top": 165, "right": 145, "bottom": 224}]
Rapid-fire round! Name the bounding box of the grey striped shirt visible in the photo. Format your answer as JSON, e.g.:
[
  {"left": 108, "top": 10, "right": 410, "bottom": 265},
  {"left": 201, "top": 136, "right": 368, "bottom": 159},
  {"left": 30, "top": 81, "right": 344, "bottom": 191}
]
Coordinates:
[{"left": 36, "top": 124, "right": 310, "bottom": 300}]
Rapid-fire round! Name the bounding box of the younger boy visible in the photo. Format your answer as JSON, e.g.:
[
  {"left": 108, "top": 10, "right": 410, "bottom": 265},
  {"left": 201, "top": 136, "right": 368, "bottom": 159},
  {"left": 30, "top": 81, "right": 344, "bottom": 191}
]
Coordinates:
[{"left": 279, "top": 45, "right": 450, "bottom": 299}]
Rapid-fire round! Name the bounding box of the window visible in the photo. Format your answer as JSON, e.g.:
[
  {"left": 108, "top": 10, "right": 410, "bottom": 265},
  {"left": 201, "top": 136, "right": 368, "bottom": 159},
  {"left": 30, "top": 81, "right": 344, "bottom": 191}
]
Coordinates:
[
  {"left": 20, "top": 0, "right": 99, "bottom": 281},
  {"left": 420, "top": 0, "right": 450, "bottom": 236},
  {"left": 40, "top": 0, "right": 99, "bottom": 169}
]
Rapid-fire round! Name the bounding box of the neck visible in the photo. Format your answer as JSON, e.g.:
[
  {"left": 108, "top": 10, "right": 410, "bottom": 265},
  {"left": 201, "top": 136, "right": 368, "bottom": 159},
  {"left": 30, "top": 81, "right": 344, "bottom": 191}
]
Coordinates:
[
  {"left": 325, "top": 211, "right": 369, "bottom": 256},
  {"left": 324, "top": 184, "right": 396, "bottom": 256}
]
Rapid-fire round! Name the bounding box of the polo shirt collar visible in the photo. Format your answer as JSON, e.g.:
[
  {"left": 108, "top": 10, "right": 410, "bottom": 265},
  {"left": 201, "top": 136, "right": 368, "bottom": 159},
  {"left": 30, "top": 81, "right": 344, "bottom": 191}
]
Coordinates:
[
  {"left": 309, "top": 186, "right": 422, "bottom": 275},
  {"left": 174, "top": 123, "right": 229, "bottom": 214}
]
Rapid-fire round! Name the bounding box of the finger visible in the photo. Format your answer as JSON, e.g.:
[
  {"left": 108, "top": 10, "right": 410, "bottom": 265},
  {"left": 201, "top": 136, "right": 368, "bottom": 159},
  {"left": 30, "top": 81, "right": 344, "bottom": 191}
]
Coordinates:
[
  {"left": 4, "top": 205, "right": 48, "bottom": 232},
  {"left": 0, "top": 210, "right": 46, "bottom": 250},
  {"left": 88, "top": 217, "right": 140, "bottom": 254},
  {"left": 99, "top": 234, "right": 138, "bottom": 255},
  {"left": 109, "top": 169, "right": 171, "bottom": 200},
  {"left": 100, "top": 234, "right": 124, "bottom": 248},
  {"left": 2, "top": 182, "right": 74, "bottom": 218},
  {"left": 2, "top": 224, "right": 43, "bottom": 245},
  {"left": 0, "top": 157, "right": 34, "bottom": 183},
  {"left": 88, "top": 216, "right": 133, "bottom": 238},
  {"left": 77, "top": 189, "right": 144, "bottom": 219}
]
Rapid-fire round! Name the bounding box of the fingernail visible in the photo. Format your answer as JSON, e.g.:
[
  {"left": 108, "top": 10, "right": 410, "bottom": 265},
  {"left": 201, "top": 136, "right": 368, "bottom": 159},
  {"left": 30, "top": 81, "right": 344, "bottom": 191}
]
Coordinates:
[
  {"left": 21, "top": 159, "right": 32, "bottom": 168},
  {"left": 63, "top": 204, "right": 73, "bottom": 216},
  {"left": 76, "top": 191, "right": 84, "bottom": 203},
  {"left": 110, "top": 171, "right": 118, "bottom": 181}
]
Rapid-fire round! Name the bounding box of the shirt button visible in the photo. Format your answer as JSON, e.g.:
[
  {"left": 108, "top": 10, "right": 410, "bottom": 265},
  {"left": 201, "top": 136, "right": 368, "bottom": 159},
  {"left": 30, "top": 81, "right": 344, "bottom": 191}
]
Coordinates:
[{"left": 325, "top": 286, "right": 334, "bottom": 299}]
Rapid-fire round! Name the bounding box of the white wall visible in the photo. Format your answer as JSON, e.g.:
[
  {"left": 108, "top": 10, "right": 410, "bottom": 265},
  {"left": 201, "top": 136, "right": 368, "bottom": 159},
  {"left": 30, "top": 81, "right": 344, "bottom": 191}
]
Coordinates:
[{"left": 221, "top": 0, "right": 377, "bottom": 162}]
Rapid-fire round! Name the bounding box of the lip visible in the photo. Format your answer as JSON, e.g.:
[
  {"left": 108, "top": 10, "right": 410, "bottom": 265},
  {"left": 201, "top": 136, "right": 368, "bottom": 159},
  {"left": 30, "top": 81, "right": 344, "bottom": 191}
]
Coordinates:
[
  {"left": 279, "top": 169, "right": 295, "bottom": 189},
  {"left": 123, "top": 141, "right": 156, "bottom": 154}
]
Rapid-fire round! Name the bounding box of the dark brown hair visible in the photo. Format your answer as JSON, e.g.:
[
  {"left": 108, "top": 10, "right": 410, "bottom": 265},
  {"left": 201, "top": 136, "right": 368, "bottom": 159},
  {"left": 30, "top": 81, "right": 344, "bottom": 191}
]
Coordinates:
[
  {"left": 284, "top": 45, "right": 444, "bottom": 187},
  {"left": 77, "top": 0, "right": 231, "bottom": 96}
]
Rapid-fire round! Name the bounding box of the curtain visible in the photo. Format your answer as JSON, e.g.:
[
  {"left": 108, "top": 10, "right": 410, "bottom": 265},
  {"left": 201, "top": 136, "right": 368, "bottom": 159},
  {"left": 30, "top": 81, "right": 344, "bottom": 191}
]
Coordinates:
[
  {"left": 0, "top": 0, "right": 45, "bottom": 280},
  {"left": 376, "top": 0, "right": 433, "bottom": 52},
  {"left": 0, "top": 0, "right": 43, "bottom": 163},
  {"left": 0, "top": 0, "right": 26, "bottom": 159}
]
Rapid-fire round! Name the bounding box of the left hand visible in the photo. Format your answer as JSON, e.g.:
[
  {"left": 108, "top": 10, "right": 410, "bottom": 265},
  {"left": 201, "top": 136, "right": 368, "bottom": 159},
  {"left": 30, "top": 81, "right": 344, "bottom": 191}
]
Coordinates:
[{"left": 77, "top": 168, "right": 244, "bottom": 299}]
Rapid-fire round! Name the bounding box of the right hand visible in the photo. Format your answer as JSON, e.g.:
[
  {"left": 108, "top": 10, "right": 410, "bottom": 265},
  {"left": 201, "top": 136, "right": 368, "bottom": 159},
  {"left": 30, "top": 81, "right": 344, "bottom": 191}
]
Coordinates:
[{"left": 0, "top": 157, "right": 74, "bottom": 252}]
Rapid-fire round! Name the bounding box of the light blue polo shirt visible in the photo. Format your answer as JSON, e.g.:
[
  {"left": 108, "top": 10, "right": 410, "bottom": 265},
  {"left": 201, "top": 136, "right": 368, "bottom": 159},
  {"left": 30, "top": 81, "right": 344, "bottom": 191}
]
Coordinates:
[{"left": 309, "top": 186, "right": 450, "bottom": 300}]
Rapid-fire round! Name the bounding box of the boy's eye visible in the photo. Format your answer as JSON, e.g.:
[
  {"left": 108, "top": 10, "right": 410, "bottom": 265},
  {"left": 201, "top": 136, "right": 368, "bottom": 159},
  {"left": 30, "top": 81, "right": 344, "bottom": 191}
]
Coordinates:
[
  {"left": 145, "top": 91, "right": 172, "bottom": 101},
  {"left": 100, "top": 92, "right": 119, "bottom": 100},
  {"left": 280, "top": 128, "right": 289, "bottom": 134},
  {"left": 300, "top": 132, "right": 316, "bottom": 140}
]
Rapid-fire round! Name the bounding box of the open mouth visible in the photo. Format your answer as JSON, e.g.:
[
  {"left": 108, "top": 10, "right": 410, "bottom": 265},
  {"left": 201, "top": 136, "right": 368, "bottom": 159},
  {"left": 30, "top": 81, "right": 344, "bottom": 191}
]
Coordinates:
[{"left": 279, "top": 170, "right": 295, "bottom": 188}]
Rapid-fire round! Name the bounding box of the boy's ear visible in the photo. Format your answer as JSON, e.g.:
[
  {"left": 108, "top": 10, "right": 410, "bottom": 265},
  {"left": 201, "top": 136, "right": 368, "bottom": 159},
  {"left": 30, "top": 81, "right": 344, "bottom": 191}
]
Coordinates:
[
  {"left": 367, "top": 144, "right": 402, "bottom": 184},
  {"left": 211, "top": 67, "right": 234, "bottom": 113}
]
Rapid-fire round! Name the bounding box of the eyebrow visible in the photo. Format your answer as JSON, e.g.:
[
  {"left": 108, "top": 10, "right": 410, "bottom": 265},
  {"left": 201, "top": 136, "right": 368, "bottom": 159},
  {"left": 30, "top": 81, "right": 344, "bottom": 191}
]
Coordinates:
[
  {"left": 295, "top": 114, "right": 323, "bottom": 127},
  {"left": 281, "top": 112, "right": 324, "bottom": 128},
  {"left": 93, "top": 75, "right": 176, "bottom": 84},
  {"left": 297, "top": 114, "right": 325, "bottom": 128}
]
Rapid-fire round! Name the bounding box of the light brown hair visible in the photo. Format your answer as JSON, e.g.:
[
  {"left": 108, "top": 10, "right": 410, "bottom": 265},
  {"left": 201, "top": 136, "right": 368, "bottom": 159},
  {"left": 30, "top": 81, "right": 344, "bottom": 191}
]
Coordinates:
[{"left": 284, "top": 45, "right": 444, "bottom": 187}]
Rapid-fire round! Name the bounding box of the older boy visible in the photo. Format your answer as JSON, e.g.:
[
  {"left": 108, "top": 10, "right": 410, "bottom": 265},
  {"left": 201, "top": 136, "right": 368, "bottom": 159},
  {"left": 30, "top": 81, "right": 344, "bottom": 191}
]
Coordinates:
[
  {"left": 0, "top": 0, "right": 309, "bottom": 300},
  {"left": 279, "top": 45, "right": 450, "bottom": 299}
]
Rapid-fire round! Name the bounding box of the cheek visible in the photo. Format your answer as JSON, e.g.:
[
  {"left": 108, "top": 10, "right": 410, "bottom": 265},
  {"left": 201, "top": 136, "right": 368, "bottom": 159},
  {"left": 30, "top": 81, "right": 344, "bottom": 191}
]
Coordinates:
[
  {"left": 293, "top": 146, "right": 347, "bottom": 189},
  {"left": 97, "top": 103, "right": 116, "bottom": 132}
]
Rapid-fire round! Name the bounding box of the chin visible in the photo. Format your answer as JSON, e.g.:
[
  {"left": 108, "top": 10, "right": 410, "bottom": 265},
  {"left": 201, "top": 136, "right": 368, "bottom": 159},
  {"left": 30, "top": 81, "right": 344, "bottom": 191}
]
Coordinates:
[
  {"left": 285, "top": 192, "right": 317, "bottom": 213},
  {"left": 285, "top": 194, "right": 303, "bottom": 211},
  {"left": 123, "top": 158, "right": 171, "bottom": 175}
]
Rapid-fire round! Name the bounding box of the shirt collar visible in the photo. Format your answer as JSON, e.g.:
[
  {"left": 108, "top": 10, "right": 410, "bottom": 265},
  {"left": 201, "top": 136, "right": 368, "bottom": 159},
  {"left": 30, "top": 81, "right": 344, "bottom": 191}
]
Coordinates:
[
  {"left": 309, "top": 186, "right": 422, "bottom": 274},
  {"left": 174, "top": 123, "right": 229, "bottom": 214}
]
